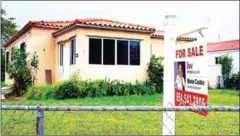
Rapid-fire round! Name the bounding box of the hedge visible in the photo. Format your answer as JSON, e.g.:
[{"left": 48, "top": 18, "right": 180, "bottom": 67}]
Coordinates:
[{"left": 25, "top": 79, "right": 157, "bottom": 99}]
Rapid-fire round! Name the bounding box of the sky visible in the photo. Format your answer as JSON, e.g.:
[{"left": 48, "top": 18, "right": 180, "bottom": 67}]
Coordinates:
[{"left": 2, "top": 1, "right": 239, "bottom": 42}]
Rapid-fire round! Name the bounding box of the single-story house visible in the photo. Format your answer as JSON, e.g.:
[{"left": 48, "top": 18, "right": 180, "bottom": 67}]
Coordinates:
[
  {"left": 3, "top": 18, "right": 195, "bottom": 84},
  {"left": 207, "top": 39, "right": 240, "bottom": 88}
]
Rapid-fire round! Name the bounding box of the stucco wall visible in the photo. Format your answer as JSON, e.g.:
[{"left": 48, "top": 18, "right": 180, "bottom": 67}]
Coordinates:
[
  {"left": 55, "top": 28, "right": 193, "bottom": 83},
  {"left": 55, "top": 28, "right": 152, "bottom": 82},
  {"left": 5, "top": 27, "right": 57, "bottom": 84},
  {"left": 150, "top": 38, "right": 189, "bottom": 57},
  {"left": 207, "top": 50, "right": 239, "bottom": 74}
]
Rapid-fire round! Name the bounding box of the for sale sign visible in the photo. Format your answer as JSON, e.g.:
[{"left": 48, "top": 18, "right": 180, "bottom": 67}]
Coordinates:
[{"left": 174, "top": 41, "right": 208, "bottom": 116}]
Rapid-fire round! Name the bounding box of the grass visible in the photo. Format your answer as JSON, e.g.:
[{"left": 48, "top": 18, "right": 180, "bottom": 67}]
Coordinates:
[{"left": 1, "top": 89, "right": 239, "bottom": 135}]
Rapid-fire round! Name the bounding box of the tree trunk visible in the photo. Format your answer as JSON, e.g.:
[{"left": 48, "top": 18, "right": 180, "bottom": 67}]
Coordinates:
[{"left": 15, "top": 80, "right": 21, "bottom": 96}]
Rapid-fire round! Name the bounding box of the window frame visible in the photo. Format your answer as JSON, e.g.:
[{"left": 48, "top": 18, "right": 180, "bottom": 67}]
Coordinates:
[{"left": 88, "top": 37, "right": 141, "bottom": 66}]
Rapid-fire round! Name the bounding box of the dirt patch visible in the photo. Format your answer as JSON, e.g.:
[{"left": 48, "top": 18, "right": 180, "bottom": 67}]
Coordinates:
[{"left": 1, "top": 96, "right": 24, "bottom": 102}]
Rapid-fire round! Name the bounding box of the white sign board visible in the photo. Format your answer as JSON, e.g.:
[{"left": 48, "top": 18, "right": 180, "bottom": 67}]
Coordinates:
[{"left": 174, "top": 41, "right": 208, "bottom": 116}]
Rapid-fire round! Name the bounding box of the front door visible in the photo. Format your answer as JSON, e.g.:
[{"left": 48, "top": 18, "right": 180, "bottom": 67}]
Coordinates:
[{"left": 62, "top": 45, "right": 70, "bottom": 81}]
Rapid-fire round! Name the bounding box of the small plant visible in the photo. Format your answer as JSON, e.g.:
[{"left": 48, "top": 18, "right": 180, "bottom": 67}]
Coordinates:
[
  {"left": 55, "top": 81, "right": 80, "bottom": 99},
  {"left": 69, "top": 69, "right": 81, "bottom": 82}
]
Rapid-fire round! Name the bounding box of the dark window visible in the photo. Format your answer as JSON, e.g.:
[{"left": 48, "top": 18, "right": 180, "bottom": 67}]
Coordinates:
[
  {"left": 11, "top": 52, "right": 13, "bottom": 61},
  {"left": 20, "top": 42, "right": 26, "bottom": 51},
  {"left": 6, "top": 52, "right": 9, "bottom": 69},
  {"left": 117, "top": 40, "right": 128, "bottom": 65},
  {"left": 89, "top": 38, "right": 102, "bottom": 64},
  {"left": 59, "top": 43, "right": 63, "bottom": 66},
  {"left": 130, "top": 41, "right": 140, "bottom": 65},
  {"left": 70, "top": 39, "right": 76, "bottom": 65},
  {"left": 215, "top": 57, "right": 219, "bottom": 64},
  {"left": 103, "top": 39, "right": 115, "bottom": 65}
]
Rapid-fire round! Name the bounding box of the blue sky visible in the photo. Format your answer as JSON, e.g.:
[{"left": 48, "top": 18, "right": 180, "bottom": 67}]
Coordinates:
[{"left": 2, "top": 1, "right": 239, "bottom": 42}]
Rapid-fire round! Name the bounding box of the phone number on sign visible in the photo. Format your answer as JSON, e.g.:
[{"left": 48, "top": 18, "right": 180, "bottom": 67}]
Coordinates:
[{"left": 175, "top": 90, "right": 208, "bottom": 106}]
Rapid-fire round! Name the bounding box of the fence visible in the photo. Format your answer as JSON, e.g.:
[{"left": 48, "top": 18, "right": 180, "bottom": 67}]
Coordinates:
[{"left": 1, "top": 104, "right": 239, "bottom": 135}]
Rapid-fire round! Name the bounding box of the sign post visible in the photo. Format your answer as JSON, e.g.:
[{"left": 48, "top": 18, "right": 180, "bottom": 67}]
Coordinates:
[
  {"left": 162, "top": 15, "right": 209, "bottom": 135},
  {"left": 162, "top": 14, "right": 177, "bottom": 135}
]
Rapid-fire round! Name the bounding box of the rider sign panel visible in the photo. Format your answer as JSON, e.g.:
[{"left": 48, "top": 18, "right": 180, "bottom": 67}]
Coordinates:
[{"left": 174, "top": 41, "right": 208, "bottom": 116}]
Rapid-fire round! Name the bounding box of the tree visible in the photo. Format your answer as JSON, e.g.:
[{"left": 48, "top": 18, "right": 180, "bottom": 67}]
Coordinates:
[
  {"left": 1, "top": 9, "right": 18, "bottom": 82},
  {"left": 1, "top": 9, "right": 18, "bottom": 45},
  {"left": 7, "top": 47, "right": 39, "bottom": 96},
  {"left": 147, "top": 55, "right": 164, "bottom": 93},
  {"left": 218, "top": 54, "right": 233, "bottom": 88}
]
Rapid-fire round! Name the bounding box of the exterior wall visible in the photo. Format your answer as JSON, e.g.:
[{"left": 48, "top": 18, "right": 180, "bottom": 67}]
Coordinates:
[
  {"left": 55, "top": 30, "right": 192, "bottom": 83},
  {"left": 5, "top": 27, "right": 57, "bottom": 84},
  {"left": 55, "top": 28, "right": 152, "bottom": 82},
  {"left": 150, "top": 38, "right": 190, "bottom": 57},
  {"left": 207, "top": 50, "right": 239, "bottom": 74},
  {"left": 208, "top": 64, "right": 223, "bottom": 88}
]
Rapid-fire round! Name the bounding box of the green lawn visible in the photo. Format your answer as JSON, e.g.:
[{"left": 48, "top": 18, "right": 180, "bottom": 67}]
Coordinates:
[{"left": 1, "top": 89, "right": 239, "bottom": 135}]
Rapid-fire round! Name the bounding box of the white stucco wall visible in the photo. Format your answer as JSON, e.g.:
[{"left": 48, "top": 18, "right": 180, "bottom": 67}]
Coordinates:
[{"left": 207, "top": 50, "right": 239, "bottom": 74}]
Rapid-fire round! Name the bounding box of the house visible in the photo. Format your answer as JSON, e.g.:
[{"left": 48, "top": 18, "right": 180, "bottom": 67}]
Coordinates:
[
  {"left": 207, "top": 39, "right": 240, "bottom": 88},
  {"left": 3, "top": 18, "right": 195, "bottom": 84}
]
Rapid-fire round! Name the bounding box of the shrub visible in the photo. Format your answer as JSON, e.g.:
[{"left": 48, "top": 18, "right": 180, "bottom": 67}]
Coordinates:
[
  {"left": 55, "top": 81, "right": 80, "bottom": 99},
  {"left": 81, "top": 80, "right": 107, "bottom": 97},
  {"left": 147, "top": 55, "right": 164, "bottom": 93},
  {"left": 25, "top": 84, "right": 44, "bottom": 99},
  {"left": 225, "top": 72, "right": 240, "bottom": 90},
  {"left": 1, "top": 82, "right": 6, "bottom": 87},
  {"left": 25, "top": 79, "right": 157, "bottom": 99},
  {"left": 69, "top": 69, "right": 81, "bottom": 82},
  {"left": 7, "top": 47, "right": 39, "bottom": 96}
]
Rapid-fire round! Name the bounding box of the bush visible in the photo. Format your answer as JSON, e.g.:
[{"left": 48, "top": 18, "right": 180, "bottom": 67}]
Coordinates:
[
  {"left": 25, "top": 79, "right": 157, "bottom": 99},
  {"left": 224, "top": 72, "right": 240, "bottom": 90},
  {"left": 69, "top": 69, "right": 81, "bottom": 82},
  {"left": 25, "top": 84, "right": 44, "bottom": 99},
  {"left": 7, "top": 47, "right": 39, "bottom": 96},
  {"left": 147, "top": 55, "right": 164, "bottom": 93},
  {"left": 54, "top": 81, "right": 80, "bottom": 99}
]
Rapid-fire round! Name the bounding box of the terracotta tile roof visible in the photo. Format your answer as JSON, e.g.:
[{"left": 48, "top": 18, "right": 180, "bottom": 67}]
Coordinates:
[
  {"left": 207, "top": 40, "right": 240, "bottom": 52},
  {"left": 52, "top": 18, "right": 156, "bottom": 36},
  {"left": 28, "top": 20, "right": 73, "bottom": 28},
  {"left": 4, "top": 18, "right": 156, "bottom": 47},
  {"left": 3, "top": 20, "right": 73, "bottom": 47},
  {"left": 151, "top": 30, "right": 197, "bottom": 41}
]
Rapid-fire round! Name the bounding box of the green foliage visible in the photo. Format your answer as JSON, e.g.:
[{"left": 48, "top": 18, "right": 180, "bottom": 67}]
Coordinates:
[
  {"left": 27, "top": 79, "right": 157, "bottom": 100},
  {"left": 217, "top": 54, "right": 238, "bottom": 89},
  {"left": 147, "top": 55, "right": 164, "bottom": 93},
  {"left": 55, "top": 81, "right": 80, "bottom": 99},
  {"left": 218, "top": 54, "right": 233, "bottom": 83},
  {"left": 1, "top": 9, "right": 18, "bottom": 45},
  {"left": 25, "top": 82, "right": 63, "bottom": 100},
  {"left": 69, "top": 69, "right": 81, "bottom": 82},
  {"left": 31, "top": 52, "right": 39, "bottom": 84},
  {"left": 224, "top": 72, "right": 240, "bottom": 90},
  {"left": 1, "top": 82, "right": 7, "bottom": 87},
  {"left": 7, "top": 47, "right": 39, "bottom": 96}
]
